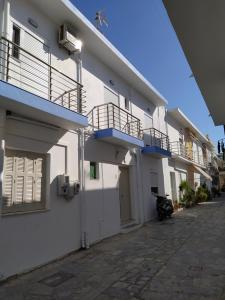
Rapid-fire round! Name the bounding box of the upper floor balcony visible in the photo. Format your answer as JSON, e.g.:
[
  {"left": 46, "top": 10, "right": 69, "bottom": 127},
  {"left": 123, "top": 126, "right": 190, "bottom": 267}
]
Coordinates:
[
  {"left": 170, "top": 141, "right": 207, "bottom": 168},
  {"left": 87, "top": 102, "right": 144, "bottom": 148},
  {"left": 142, "top": 128, "right": 171, "bottom": 158},
  {"left": 0, "top": 37, "right": 88, "bottom": 129}
]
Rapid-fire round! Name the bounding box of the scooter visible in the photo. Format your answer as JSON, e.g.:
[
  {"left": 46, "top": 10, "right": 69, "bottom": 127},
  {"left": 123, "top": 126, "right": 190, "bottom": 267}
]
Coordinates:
[{"left": 156, "top": 194, "right": 174, "bottom": 221}]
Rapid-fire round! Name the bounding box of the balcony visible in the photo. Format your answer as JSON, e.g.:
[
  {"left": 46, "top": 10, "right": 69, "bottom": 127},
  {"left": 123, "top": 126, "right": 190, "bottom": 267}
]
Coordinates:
[
  {"left": 0, "top": 37, "right": 88, "bottom": 129},
  {"left": 142, "top": 128, "right": 171, "bottom": 158},
  {"left": 170, "top": 141, "right": 207, "bottom": 168},
  {"left": 87, "top": 102, "right": 144, "bottom": 148}
]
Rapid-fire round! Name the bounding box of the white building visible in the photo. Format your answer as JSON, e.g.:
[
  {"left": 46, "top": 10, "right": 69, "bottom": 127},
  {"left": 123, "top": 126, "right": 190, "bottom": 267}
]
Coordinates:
[
  {"left": 0, "top": 0, "right": 173, "bottom": 280},
  {"left": 167, "top": 108, "right": 213, "bottom": 202}
]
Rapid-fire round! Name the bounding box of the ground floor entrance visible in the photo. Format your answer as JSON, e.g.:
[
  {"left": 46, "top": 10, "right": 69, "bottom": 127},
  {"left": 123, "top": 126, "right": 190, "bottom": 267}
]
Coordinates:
[{"left": 119, "top": 165, "right": 132, "bottom": 225}]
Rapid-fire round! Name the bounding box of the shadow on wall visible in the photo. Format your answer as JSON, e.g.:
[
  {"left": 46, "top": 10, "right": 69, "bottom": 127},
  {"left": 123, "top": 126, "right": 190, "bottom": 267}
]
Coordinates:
[{"left": 84, "top": 134, "right": 136, "bottom": 165}]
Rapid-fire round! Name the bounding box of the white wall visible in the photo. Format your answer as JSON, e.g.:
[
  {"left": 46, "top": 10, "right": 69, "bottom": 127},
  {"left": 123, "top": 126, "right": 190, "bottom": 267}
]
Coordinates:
[
  {"left": 168, "top": 159, "right": 188, "bottom": 202},
  {"left": 10, "top": 0, "right": 78, "bottom": 80},
  {"left": 0, "top": 113, "right": 81, "bottom": 279},
  {"left": 0, "top": 0, "right": 171, "bottom": 280}
]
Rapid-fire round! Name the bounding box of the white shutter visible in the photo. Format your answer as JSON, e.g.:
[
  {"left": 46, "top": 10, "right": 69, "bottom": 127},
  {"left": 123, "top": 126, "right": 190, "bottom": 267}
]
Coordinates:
[
  {"left": 3, "top": 154, "right": 15, "bottom": 207},
  {"left": 21, "top": 31, "right": 50, "bottom": 98},
  {"left": 34, "top": 158, "right": 44, "bottom": 202},
  {"left": 3, "top": 175, "right": 14, "bottom": 207},
  {"left": 3, "top": 149, "right": 46, "bottom": 213}
]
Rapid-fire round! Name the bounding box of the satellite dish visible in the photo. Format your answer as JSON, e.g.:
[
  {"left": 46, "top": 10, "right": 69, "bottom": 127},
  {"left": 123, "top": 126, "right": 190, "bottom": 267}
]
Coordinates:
[{"left": 95, "top": 10, "right": 108, "bottom": 31}]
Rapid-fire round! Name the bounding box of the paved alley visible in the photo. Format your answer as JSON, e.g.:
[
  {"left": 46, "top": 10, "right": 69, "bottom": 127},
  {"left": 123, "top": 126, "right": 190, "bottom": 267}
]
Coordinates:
[{"left": 1, "top": 198, "right": 225, "bottom": 300}]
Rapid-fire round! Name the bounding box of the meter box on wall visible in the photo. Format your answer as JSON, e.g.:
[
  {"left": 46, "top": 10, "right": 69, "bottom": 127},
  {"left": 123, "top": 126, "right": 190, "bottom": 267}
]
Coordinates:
[{"left": 57, "top": 174, "right": 80, "bottom": 200}]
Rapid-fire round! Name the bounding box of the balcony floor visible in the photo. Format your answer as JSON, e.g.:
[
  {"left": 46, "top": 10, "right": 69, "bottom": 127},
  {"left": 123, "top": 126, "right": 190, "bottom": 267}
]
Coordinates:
[
  {"left": 142, "top": 146, "right": 171, "bottom": 158},
  {"left": 0, "top": 81, "right": 88, "bottom": 129},
  {"left": 94, "top": 128, "right": 144, "bottom": 148}
]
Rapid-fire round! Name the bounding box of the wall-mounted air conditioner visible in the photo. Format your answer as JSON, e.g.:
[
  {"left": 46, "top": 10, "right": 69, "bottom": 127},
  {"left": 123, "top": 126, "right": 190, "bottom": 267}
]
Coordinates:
[{"left": 58, "top": 24, "right": 82, "bottom": 53}]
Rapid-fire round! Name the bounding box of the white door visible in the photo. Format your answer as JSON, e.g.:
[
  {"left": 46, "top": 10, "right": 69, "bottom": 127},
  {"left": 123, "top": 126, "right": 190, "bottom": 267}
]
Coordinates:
[
  {"left": 119, "top": 166, "right": 131, "bottom": 225},
  {"left": 21, "top": 31, "right": 50, "bottom": 98},
  {"left": 144, "top": 113, "right": 153, "bottom": 129},
  {"left": 104, "top": 87, "right": 120, "bottom": 130}
]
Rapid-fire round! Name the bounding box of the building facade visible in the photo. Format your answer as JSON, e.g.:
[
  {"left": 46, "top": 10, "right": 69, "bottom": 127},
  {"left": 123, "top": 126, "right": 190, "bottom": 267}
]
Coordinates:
[
  {"left": 0, "top": 0, "right": 174, "bottom": 279},
  {"left": 0, "top": 0, "right": 216, "bottom": 281},
  {"left": 166, "top": 108, "right": 213, "bottom": 202}
]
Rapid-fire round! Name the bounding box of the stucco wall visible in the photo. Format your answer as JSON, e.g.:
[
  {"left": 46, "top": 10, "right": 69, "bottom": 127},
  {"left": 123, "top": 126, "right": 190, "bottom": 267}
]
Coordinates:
[
  {"left": 10, "top": 0, "right": 78, "bottom": 80},
  {"left": 0, "top": 113, "right": 81, "bottom": 279}
]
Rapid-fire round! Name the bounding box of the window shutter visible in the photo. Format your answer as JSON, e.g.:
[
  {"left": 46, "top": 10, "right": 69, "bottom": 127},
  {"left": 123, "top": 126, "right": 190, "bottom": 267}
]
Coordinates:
[
  {"left": 3, "top": 149, "right": 46, "bottom": 213},
  {"left": 15, "top": 157, "right": 26, "bottom": 204},
  {"left": 3, "top": 155, "right": 15, "bottom": 207},
  {"left": 34, "top": 158, "right": 44, "bottom": 202}
]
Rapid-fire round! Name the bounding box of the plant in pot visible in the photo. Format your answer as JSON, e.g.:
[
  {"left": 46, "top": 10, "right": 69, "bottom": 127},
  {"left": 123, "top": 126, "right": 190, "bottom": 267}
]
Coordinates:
[{"left": 179, "top": 180, "right": 195, "bottom": 208}]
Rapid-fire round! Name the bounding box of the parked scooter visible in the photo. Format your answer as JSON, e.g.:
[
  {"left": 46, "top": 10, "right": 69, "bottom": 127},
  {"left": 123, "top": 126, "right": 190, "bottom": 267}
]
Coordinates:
[{"left": 156, "top": 194, "right": 174, "bottom": 221}]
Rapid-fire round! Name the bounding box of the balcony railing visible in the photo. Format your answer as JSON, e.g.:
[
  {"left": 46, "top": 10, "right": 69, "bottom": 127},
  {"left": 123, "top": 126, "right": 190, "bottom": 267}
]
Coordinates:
[
  {"left": 142, "top": 128, "right": 170, "bottom": 151},
  {"left": 87, "top": 102, "right": 142, "bottom": 139},
  {"left": 0, "top": 37, "right": 86, "bottom": 114},
  {"left": 170, "top": 141, "right": 207, "bottom": 167}
]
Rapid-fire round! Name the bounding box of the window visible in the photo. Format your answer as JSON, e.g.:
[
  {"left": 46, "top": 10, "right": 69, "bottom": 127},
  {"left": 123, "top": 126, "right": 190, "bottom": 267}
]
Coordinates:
[
  {"left": 2, "top": 149, "right": 46, "bottom": 214},
  {"left": 12, "top": 25, "right": 21, "bottom": 59},
  {"left": 90, "top": 162, "right": 98, "bottom": 180},
  {"left": 125, "top": 98, "right": 130, "bottom": 110}
]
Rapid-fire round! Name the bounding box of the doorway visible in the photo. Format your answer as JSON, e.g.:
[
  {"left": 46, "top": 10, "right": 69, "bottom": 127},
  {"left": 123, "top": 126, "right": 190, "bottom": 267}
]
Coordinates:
[{"left": 119, "top": 166, "right": 131, "bottom": 225}]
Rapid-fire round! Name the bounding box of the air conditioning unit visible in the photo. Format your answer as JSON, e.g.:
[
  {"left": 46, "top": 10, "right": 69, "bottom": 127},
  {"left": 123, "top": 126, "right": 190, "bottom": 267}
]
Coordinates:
[{"left": 58, "top": 24, "right": 82, "bottom": 53}]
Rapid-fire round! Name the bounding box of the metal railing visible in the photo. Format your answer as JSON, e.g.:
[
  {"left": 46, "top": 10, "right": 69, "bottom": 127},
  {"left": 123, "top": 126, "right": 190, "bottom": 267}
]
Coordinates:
[
  {"left": 87, "top": 102, "right": 142, "bottom": 139},
  {"left": 170, "top": 141, "right": 207, "bottom": 167},
  {"left": 142, "top": 128, "right": 170, "bottom": 151},
  {"left": 0, "top": 37, "right": 86, "bottom": 114}
]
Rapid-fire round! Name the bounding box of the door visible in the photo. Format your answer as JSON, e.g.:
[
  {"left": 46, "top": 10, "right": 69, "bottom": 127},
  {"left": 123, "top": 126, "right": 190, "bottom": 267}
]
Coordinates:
[
  {"left": 104, "top": 87, "right": 120, "bottom": 130},
  {"left": 21, "top": 31, "right": 50, "bottom": 98},
  {"left": 119, "top": 166, "right": 131, "bottom": 225},
  {"left": 170, "top": 172, "right": 177, "bottom": 201}
]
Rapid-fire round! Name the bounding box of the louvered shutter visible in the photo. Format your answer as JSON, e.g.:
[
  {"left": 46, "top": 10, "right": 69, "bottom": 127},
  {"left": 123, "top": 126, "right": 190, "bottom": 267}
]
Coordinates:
[
  {"left": 3, "top": 155, "right": 15, "bottom": 207},
  {"left": 21, "top": 31, "right": 50, "bottom": 98},
  {"left": 3, "top": 150, "right": 46, "bottom": 213},
  {"left": 34, "top": 157, "right": 44, "bottom": 202}
]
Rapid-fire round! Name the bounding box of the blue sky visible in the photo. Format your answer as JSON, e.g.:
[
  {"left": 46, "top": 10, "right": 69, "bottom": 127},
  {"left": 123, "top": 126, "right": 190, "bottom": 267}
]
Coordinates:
[{"left": 72, "top": 0, "right": 223, "bottom": 146}]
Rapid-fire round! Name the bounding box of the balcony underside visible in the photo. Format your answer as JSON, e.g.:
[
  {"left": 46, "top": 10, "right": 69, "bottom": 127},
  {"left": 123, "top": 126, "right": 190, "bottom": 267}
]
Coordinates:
[
  {"left": 0, "top": 81, "right": 88, "bottom": 129},
  {"left": 142, "top": 146, "right": 171, "bottom": 158},
  {"left": 94, "top": 128, "right": 144, "bottom": 148}
]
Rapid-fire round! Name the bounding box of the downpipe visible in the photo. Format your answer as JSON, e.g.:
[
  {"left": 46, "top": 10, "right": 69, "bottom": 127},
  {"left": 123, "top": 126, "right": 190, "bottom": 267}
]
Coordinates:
[{"left": 75, "top": 51, "right": 89, "bottom": 249}]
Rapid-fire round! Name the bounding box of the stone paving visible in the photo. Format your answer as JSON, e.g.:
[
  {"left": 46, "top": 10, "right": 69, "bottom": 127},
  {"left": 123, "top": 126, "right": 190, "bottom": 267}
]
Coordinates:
[{"left": 1, "top": 198, "right": 225, "bottom": 300}]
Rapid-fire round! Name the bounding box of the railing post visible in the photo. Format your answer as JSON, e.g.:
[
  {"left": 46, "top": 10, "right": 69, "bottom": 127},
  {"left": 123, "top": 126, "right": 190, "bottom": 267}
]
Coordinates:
[
  {"left": 127, "top": 113, "right": 129, "bottom": 134},
  {"left": 113, "top": 104, "right": 115, "bottom": 128},
  {"left": 92, "top": 109, "right": 94, "bottom": 128},
  {"left": 78, "top": 85, "right": 82, "bottom": 114},
  {"left": 6, "top": 41, "right": 10, "bottom": 82},
  {"left": 97, "top": 106, "right": 100, "bottom": 129},
  {"left": 49, "top": 65, "right": 52, "bottom": 101},
  {"left": 107, "top": 103, "right": 109, "bottom": 128},
  {"left": 68, "top": 92, "right": 71, "bottom": 110}
]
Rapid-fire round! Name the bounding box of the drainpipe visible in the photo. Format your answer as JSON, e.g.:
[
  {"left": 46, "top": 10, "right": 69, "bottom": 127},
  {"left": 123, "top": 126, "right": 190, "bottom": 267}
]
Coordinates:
[
  {"left": 75, "top": 51, "right": 89, "bottom": 249},
  {"left": 2, "top": 0, "right": 10, "bottom": 39},
  {"left": 1, "top": 0, "right": 10, "bottom": 81},
  {"left": 136, "top": 148, "right": 145, "bottom": 224}
]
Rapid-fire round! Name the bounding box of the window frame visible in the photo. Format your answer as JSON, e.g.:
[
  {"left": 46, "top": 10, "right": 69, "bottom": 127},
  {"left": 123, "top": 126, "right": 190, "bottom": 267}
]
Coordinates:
[
  {"left": 90, "top": 161, "right": 99, "bottom": 180},
  {"left": 12, "top": 24, "right": 21, "bottom": 60},
  {"left": 124, "top": 97, "right": 130, "bottom": 111},
  {"left": 2, "top": 149, "right": 48, "bottom": 215}
]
